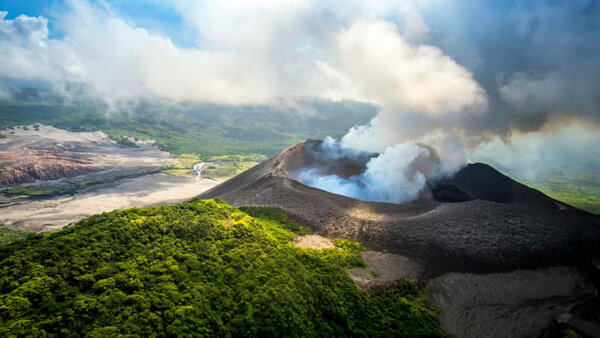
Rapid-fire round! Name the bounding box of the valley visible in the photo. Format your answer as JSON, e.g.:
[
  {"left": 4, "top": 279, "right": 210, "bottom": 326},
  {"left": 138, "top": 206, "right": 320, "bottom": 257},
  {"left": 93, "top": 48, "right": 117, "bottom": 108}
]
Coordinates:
[{"left": 0, "top": 125, "right": 224, "bottom": 231}]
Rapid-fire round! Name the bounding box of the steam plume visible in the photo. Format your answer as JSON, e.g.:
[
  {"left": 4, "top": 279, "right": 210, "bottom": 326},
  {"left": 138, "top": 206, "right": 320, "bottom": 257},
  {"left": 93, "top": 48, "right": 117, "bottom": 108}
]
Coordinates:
[{"left": 295, "top": 137, "right": 458, "bottom": 204}]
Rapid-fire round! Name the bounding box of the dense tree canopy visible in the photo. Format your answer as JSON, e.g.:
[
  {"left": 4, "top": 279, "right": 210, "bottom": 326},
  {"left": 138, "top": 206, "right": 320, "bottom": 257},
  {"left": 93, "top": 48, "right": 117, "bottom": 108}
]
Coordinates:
[{"left": 0, "top": 199, "right": 444, "bottom": 337}]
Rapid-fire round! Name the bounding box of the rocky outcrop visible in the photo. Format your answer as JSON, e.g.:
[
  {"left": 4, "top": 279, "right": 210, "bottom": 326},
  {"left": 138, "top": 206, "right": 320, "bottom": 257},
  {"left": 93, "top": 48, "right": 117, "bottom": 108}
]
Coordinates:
[{"left": 0, "top": 150, "right": 99, "bottom": 185}]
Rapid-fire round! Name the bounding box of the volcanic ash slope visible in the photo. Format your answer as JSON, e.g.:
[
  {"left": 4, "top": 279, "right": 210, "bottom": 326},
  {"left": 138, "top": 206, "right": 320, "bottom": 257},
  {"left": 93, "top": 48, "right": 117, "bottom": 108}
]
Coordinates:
[{"left": 199, "top": 140, "right": 600, "bottom": 337}]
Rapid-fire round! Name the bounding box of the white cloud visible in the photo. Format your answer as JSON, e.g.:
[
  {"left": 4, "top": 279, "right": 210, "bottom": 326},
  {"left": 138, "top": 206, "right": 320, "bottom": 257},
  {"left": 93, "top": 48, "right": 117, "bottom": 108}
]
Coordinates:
[
  {"left": 336, "top": 20, "right": 485, "bottom": 115},
  {"left": 0, "top": 11, "right": 73, "bottom": 81},
  {"left": 0, "top": 0, "right": 486, "bottom": 111}
]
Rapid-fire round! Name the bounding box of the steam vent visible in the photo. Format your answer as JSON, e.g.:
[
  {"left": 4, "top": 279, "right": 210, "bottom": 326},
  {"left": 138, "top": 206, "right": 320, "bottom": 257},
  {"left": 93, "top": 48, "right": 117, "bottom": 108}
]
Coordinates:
[{"left": 200, "top": 140, "right": 600, "bottom": 337}]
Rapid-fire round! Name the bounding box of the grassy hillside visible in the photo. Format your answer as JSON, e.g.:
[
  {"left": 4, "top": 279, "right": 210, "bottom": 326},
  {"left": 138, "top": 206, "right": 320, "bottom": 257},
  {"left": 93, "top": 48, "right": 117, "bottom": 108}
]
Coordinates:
[
  {"left": 0, "top": 199, "right": 444, "bottom": 337},
  {"left": 521, "top": 172, "right": 600, "bottom": 215},
  {"left": 477, "top": 159, "right": 600, "bottom": 214}
]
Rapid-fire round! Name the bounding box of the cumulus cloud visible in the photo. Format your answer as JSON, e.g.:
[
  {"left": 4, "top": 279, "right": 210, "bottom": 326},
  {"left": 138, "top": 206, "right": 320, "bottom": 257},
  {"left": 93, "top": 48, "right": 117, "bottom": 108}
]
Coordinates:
[
  {"left": 0, "top": 1, "right": 485, "bottom": 109},
  {"left": 0, "top": 11, "right": 73, "bottom": 82},
  {"left": 336, "top": 20, "right": 485, "bottom": 115}
]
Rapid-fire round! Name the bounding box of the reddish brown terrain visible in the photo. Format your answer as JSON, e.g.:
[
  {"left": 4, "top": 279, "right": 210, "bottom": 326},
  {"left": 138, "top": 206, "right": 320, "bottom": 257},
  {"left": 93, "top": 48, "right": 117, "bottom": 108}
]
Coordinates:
[
  {"left": 0, "top": 125, "right": 220, "bottom": 232},
  {"left": 0, "top": 149, "right": 99, "bottom": 185}
]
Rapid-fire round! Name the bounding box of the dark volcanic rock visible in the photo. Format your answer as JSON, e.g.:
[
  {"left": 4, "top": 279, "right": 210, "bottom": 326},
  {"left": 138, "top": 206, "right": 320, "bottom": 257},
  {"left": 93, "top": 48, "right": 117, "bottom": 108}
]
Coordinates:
[
  {"left": 450, "top": 163, "right": 514, "bottom": 203},
  {"left": 199, "top": 140, "right": 600, "bottom": 278},
  {"left": 431, "top": 184, "right": 470, "bottom": 202}
]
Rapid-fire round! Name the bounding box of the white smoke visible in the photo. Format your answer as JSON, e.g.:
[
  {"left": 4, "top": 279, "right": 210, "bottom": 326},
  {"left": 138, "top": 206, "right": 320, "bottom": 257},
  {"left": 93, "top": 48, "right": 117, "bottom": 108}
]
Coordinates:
[
  {"left": 296, "top": 138, "right": 460, "bottom": 204},
  {"left": 292, "top": 17, "right": 481, "bottom": 203}
]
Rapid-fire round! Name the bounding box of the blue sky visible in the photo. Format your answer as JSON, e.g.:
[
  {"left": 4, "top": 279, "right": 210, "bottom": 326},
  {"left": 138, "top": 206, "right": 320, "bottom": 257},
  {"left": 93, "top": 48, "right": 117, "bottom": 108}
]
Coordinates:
[{"left": 1, "top": 0, "right": 193, "bottom": 45}]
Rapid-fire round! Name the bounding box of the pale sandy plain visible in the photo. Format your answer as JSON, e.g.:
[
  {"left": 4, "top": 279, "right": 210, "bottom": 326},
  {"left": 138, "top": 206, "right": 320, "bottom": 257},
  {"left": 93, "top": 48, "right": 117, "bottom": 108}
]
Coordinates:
[
  {"left": 0, "top": 173, "right": 220, "bottom": 231},
  {"left": 0, "top": 125, "right": 220, "bottom": 231}
]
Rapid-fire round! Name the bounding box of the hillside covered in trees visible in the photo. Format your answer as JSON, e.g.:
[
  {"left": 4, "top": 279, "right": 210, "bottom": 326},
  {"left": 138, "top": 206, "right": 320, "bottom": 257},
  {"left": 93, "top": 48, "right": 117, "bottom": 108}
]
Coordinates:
[
  {"left": 0, "top": 98, "right": 376, "bottom": 157},
  {"left": 0, "top": 199, "right": 444, "bottom": 337}
]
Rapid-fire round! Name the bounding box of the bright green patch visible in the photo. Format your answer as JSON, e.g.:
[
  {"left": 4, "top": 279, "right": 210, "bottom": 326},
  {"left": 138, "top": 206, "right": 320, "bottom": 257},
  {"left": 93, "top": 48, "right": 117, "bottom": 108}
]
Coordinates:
[
  {"left": 176, "top": 153, "right": 201, "bottom": 166},
  {"left": 205, "top": 154, "right": 267, "bottom": 162},
  {"left": 204, "top": 162, "right": 257, "bottom": 179},
  {"left": 161, "top": 154, "right": 199, "bottom": 175},
  {"left": 0, "top": 199, "right": 445, "bottom": 337},
  {"left": 161, "top": 168, "right": 193, "bottom": 175}
]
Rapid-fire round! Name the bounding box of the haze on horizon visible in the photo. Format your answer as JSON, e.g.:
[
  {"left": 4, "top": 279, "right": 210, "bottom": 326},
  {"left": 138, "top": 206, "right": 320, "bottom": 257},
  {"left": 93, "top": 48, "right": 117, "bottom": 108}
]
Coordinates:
[{"left": 1, "top": 0, "right": 599, "bottom": 183}]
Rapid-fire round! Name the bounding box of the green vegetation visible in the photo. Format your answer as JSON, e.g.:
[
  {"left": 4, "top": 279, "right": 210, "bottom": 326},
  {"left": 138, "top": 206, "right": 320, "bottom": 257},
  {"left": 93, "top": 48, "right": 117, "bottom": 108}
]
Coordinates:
[
  {"left": 161, "top": 163, "right": 193, "bottom": 176},
  {"left": 161, "top": 154, "right": 200, "bottom": 175},
  {"left": 539, "top": 322, "right": 583, "bottom": 338},
  {"left": 205, "top": 154, "right": 267, "bottom": 162},
  {"left": 204, "top": 162, "right": 257, "bottom": 179},
  {"left": 114, "top": 136, "right": 138, "bottom": 148},
  {"left": 161, "top": 168, "right": 193, "bottom": 175},
  {"left": 0, "top": 100, "right": 376, "bottom": 157},
  {"left": 161, "top": 153, "right": 264, "bottom": 178},
  {"left": 521, "top": 172, "right": 600, "bottom": 214},
  {"left": 176, "top": 153, "right": 201, "bottom": 166},
  {"left": 0, "top": 199, "right": 444, "bottom": 336},
  {"left": 0, "top": 228, "right": 30, "bottom": 247}
]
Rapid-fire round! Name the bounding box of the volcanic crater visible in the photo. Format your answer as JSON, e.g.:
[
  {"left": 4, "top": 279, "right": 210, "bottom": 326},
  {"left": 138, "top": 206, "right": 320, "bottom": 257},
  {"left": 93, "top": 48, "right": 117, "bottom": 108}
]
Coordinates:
[{"left": 201, "top": 139, "right": 600, "bottom": 278}]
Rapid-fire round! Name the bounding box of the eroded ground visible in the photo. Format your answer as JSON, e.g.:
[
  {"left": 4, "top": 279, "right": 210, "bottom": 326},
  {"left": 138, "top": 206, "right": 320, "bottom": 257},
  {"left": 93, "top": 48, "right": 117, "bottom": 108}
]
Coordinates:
[
  {"left": 0, "top": 125, "right": 221, "bottom": 231},
  {"left": 292, "top": 234, "right": 335, "bottom": 249},
  {"left": 348, "top": 251, "right": 423, "bottom": 290}
]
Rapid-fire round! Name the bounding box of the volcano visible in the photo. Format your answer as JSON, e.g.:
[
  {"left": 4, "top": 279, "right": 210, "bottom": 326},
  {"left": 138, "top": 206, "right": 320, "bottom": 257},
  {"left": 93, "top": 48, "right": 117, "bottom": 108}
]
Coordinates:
[
  {"left": 200, "top": 140, "right": 600, "bottom": 337},
  {"left": 201, "top": 140, "right": 599, "bottom": 277}
]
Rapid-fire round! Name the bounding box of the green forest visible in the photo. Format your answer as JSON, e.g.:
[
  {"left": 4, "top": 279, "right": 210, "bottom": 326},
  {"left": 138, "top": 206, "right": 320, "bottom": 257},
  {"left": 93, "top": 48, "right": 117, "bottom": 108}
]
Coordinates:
[
  {"left": 0, "top": 199, "right": 445, "bottom": 337},
  {"left": 0, "top": 99, "right": 376, "bottom": 157}
]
